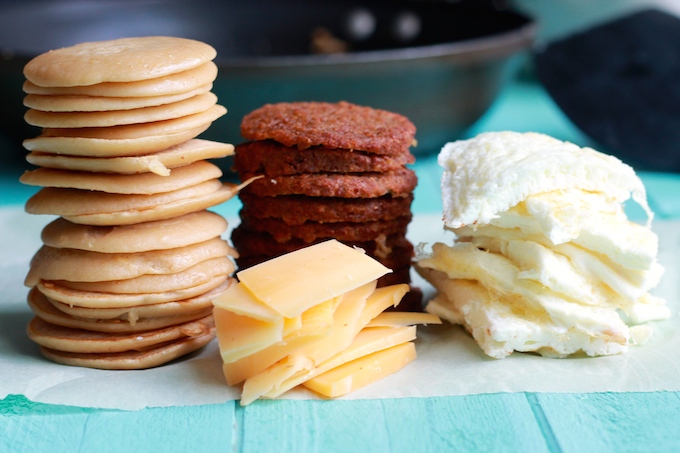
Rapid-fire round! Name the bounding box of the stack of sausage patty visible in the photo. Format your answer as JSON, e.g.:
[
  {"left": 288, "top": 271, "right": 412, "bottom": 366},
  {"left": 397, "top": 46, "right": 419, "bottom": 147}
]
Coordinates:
[
  {"left": 19, "top": 36, "right": 243, "bottom": 369},
  {"left": 231, "top": 101, "right": 422, "bottom": 310}
]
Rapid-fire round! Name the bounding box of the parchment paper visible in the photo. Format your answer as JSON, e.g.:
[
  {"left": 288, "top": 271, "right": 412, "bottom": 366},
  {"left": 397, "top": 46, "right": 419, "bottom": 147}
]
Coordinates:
[{"left": 1, "top": 207, "right": 678, "bottom": 410}]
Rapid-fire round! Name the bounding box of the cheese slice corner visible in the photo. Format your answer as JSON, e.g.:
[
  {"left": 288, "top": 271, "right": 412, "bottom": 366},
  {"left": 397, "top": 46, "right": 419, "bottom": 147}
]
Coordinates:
[
  {"left": 213, "top": 306, "right": 283, "bottom": 364},
  {"left": 236, "top": 239, "right": 390, "bottom": 318},
  {"left": 367, "top": 312, "right": 442, "bottom": 328},
  {"left": 212, "top": 281, "right": 282, "bottom": 324},
  {"left": 302, "top": 342, "right": 417, "bottom": 398}
]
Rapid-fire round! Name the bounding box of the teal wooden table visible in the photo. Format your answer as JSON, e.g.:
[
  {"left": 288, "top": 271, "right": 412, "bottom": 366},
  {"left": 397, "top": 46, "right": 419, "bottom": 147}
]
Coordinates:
[{"left": 2, "top": 76, "right": 680, "bottom": 453}]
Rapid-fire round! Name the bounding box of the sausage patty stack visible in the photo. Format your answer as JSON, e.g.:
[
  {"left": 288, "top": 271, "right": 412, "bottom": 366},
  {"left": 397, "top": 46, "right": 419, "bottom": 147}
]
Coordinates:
[
  {"left": 19, "top": 36, "right": 243, "bottom": 369},
  {"left": 231, "top": 101, "right": 422, "bottom": 310}
]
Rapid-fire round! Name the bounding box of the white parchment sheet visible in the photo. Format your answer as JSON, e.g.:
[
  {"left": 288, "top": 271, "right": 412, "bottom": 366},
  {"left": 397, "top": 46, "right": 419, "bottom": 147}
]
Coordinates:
[{"left": 1, "top": 208, "right": 678, "bottom": 410}]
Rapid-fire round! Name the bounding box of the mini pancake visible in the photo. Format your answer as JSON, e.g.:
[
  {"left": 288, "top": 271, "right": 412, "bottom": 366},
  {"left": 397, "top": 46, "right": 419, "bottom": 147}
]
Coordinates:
[
  {"left": 238, "top": 213, "right": 413, "bottom": 243},
  {"left": 54, "top": 257, "right": 234, "bottom": 294},
  {"left": 62, "top": 182, "right": 241, "bottom": 225},
  {"left": 240, "top": 101, "right": 416, "bottom": 155},
  {"left": 36, "top": 274, "right": 228, "bottom": 309},
  {"left": 26, "top": 179, "right": 223, "bottom": 216},
  {"left": 26, "top": 237, "right": 233, "bottom": 286},
  {"left": 22, "top": 105, "right": 226, "bottom": 156},
  {"left": 24, "top": 36, "right": 217, "bottom": 87},
  {"left": 27, "top": 314, "right": 215, "bottom": 354},
  {"left": 47, "top": 280, "right": 232, "bottom": 322},
  {"left": 22, "top": 61, "right": 218, "bottom": 97},
  {"left": 42, "top": 210, "right": 229, "bottom": 253},
  {"left": 24, "top": 92, "right": 218, "bottom": 128},
  {"left": 38, "top": 328, "right": 215, "bottom": 370},
  {"left": 22, "top": 124, "right": 209, "bottom": 158},
  {"left": 21, "top": 160, "right": 222, "bottom": 194},
  {"left": 28, "top": 287, "right": 216, "bottom": 333},
  {"left": 26, "top": 139, "right": 234, "bottom": 176},
  {"left": 234, "top": 140, "right": 415, "bottom": 177},
  {"left": 238, "top": 193, "right": 413, "bottom": 225},
  {"left": 23, "top": 83, "right": 212, "bottom": 112}
]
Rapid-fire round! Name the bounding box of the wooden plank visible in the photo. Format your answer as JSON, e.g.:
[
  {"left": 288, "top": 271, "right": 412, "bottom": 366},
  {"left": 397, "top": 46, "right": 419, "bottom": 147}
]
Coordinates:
[
  {"left": 238, "top": 394, "right": 550, "bottom": 452},
  {"left": 534, "top": 392, "right": 680, "bottom": 453},
  {"left": 0, "top": 395, "right": 237, "bottom": 453}
]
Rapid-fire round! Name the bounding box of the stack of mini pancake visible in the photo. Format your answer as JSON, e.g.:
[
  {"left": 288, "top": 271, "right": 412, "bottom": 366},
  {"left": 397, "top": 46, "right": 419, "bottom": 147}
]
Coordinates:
[
  {"left": 19, "top": 36, "right": 243, "bottom": 369},
  {"left": 231, "top": 101, "right": 422, "bottom": 310}
]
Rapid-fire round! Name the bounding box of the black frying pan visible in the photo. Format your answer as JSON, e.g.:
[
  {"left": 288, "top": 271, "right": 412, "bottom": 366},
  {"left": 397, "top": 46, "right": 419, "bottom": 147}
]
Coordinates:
[{"left": 0, "top": 0, "right": 534, "bottom": 168}]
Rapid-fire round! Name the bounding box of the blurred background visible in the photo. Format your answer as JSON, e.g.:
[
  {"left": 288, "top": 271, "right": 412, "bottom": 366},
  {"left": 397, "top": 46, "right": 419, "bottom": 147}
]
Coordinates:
[{"left": 1, "top": 0, "right": 679, "bottom": 177}]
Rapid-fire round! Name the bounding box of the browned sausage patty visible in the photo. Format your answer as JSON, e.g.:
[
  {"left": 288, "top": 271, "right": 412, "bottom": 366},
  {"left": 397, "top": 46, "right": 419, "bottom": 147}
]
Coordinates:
[
  {"left": 231, "top": 226, "right": 412, "bottom": 259},
  {"left": 234, "top": 140, "right": 414, "bottom": 177},
  {"left": 238, "top": 193, "right": 413, "bottom": 225},
  {"left": 238, "top": 212, "right": 412, "bottom": 243},
  {"left": 240, "top": 101, "right": 416, "bottom": 155},
  {"left": 239, "top": 167, "right": 417, "bottom": 198}
]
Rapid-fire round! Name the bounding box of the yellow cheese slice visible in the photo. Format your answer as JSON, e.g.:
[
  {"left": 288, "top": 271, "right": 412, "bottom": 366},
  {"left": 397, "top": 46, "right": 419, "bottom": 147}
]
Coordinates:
[
  {"left": 222, "top": 297, "right": 338, "bottom": 385},
  {"left": 240, "top": 282, "right": 375, "bottom": 404},
  {"left": 264, "top": 326, "right": 416, "bottom": 400},
  {"left": 303, "top": 342, "right": 417, "bottom": 398},
  {"left": 366, "top": 312, "right": 442, "bottom": 327},
  {"left": 283, "top": 315, "right": 302, "bottom": 337},
  {"left": 242, "top": 355, "right": 316, "bottom": 405},
  {"left": 359, "top": 284, "right": 410, "bottom": 324},
  {"left": 236, "top": 240, "right": 390, "bottom": 318},
  {"left": 212, "top": 282, "right": 282, "bottom": 323},
  {"left": 242, "top": 283, "right": 407, "bottom": 402},
  {"left": 213, "top": 307, "right": 283, "bottom": 364}
]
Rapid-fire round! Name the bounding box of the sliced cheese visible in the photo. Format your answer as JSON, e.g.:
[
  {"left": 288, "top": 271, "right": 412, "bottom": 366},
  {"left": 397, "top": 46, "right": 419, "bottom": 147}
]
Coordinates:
[
  {"left": 223, "top": 297, "right": 338, "bottom": 385},
  {"left": 241, "top": 354, "right": 315, "bottom": 406},
  {"left": 241, "top": 282, "right": 375, "bottom": 403},
  {"left": 265, "top": 326, "right": 416, "bottom": 399},
  {"left": 212, "top": 282, "right": 282, "bottom": 323},
  {"left": 303, "top": 342, "right": 417, "bottom": 398},
  {"left": 236, "top": 240, "right": 391, "bottom": 318},
  {"left": 366, "top": 312, "right": 442, "bottom": 327},
  {"left": 242, "top": 284, "right": 409, "bottom": 403},
  {"left": 283, "top": 315, "right": 303, "bottom": 337},
  {"left": 213, "top": 306, "right": 283, "bottom": 364},
  {"left": 360, "top": 284, "right": 410, "bottom": 324}
]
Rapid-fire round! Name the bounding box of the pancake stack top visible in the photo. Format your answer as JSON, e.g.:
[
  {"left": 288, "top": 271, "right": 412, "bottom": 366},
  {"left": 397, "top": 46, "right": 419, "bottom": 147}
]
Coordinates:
[
  {"left": 231, "top": 101, "right": 422, "bottom": 311},
  {"left": 20, "top": 36, "right": 244, "bottom": 370}
]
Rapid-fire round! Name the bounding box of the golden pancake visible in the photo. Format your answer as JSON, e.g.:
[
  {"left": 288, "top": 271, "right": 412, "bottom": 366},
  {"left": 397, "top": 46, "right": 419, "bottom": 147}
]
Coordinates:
[
  {"left": 27, "top": 314, "right": 214, "bottom": 354},
  {"left": 25, "top": 92, "right": 218, "bottom": 128},
  {"left": 38, "top": 328, "right": 215, "bottom": 370},
  {"left": 37, "top": 275, "right": 228, "bottom": 309},
  {"left": 23, "top": 105, "right": 225, "bottom": 158},
  {"left": 24, "top": 36, "right": 216, "bottom": 87},
  {"left": 21, "top": 160, "right": 222, "bottom": 194},
  {"left": 22, "top": 124, "right": 209, "bottom": 158},
  {"left": 26, "top": 237, "right": 232, "bottom": 287},
  {"left": 22, "top": 61, "right": 218, "bottom": 97},
  {"left": 26, "top": 179, "right": 223, "bottom": 216},
  {"left": 48, "top": 280, "right": 232, "bottom": 322},
  {"left": 63, "top": 182, "right": 241, "bottom": 225},
  {"left": 41, "top": 210, "right": 229, "bottom": 253},
  {"left": 23, "top": 83, "right": 212, "bottom": 112},
  {"left": 28, "top": 287, "right": 216, "bottom": 333},
  {"left": 54, "top": 257, "right": 234, "bottom": 294},
  {"left": 25, "top": 139, "right": 234, "bottom": 176}
]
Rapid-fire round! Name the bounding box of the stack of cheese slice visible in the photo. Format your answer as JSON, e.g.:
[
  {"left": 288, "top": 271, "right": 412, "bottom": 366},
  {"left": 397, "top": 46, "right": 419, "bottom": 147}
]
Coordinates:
[
  {"left": 213, "top": 239, "right": 440, "bottom": 405},
  {"left": 19, "top": 36, "right": 247, "bottom": 369}
]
